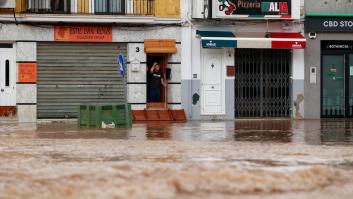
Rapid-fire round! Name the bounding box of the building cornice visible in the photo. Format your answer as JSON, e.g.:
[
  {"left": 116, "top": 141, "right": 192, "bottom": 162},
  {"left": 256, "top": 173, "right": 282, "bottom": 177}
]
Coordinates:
[{"left": 0, "top": 14, "right": 182, "bottom": 25}]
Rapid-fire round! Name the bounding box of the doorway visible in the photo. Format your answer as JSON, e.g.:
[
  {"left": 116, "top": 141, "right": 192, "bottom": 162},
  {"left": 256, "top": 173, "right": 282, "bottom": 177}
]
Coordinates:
[
  {"left": 0, "top": 45, "right": 16, "bottom": 116},
  {"left": 321, "top": 53, "right": 353, "bottom": 118},
  {"left": 321, "top": 40, "right": 353, "bottom": 118},
  {"left": 146, "top": 54, "right": 168, "bottom": 109},
  {"left": 201, "top": 51, "right": 224, "bottom": 115},
  {"left": 234, "top": 49, "right": 291, "bottom": 118}
]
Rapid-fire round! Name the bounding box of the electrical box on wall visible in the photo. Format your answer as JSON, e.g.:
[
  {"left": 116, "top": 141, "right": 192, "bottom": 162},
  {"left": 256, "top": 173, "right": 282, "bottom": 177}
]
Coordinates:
[
  {"left": 310, "top": 67, "right": 317, "bottom": 84},
  {"left": 0, "top": 0, "right": 15, "bottom": 8},
  {"left": 192, "top": 0, "right": 212, "bottom": 19},
  {"left": 130, "top": 60, "right": 140, "bottom": 72}
]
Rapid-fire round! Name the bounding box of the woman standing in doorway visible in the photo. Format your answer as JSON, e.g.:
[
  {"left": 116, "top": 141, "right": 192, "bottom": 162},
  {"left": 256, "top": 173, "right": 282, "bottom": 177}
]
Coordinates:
[{"left": 148, "top": 62, "right": 166, "bottom": 102}]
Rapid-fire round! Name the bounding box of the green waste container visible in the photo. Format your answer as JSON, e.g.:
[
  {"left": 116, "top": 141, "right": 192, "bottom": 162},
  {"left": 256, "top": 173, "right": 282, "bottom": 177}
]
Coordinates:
[{"left": 78, "top": 104, "right": 132, "bottom": 128}]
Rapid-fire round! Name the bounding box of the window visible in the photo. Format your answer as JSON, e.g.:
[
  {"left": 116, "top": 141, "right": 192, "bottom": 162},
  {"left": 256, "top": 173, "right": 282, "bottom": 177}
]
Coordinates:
[
  {"left": 28, "top": 0, "right": 70, "bottom": 13},
  {"left": 95, "top": 0, "right": 125, "bottom": 14},
  {"left": 5, "top": 60, "right": 10, "bottom": 87}
]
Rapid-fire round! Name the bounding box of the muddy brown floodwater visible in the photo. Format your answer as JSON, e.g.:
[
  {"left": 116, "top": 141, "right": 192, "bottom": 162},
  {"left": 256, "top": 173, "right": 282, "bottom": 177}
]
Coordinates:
[{"left": 0, "top": 119, "right": 353, "bottom": 199}]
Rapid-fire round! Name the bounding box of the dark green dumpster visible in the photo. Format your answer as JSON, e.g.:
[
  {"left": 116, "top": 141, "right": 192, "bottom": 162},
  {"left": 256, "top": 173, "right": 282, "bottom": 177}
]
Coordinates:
[{"left": 78, "top": 104, "right": 132, "bottom": 128}]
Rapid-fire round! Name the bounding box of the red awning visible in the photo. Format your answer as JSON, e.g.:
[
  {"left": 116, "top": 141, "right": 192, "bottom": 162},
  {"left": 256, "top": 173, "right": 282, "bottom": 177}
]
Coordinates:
[{"left": 270, "top": 32, "right": 306, "bottom": 49}]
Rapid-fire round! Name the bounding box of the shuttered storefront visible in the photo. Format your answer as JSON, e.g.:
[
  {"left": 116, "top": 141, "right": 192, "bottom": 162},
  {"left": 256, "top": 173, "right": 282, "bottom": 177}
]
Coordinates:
[
  {"left": 235, "top": 49, "right": 291, "bottom": 118},
  {"left": 37, "top": 43, "right": 126, "bottom": 119}
]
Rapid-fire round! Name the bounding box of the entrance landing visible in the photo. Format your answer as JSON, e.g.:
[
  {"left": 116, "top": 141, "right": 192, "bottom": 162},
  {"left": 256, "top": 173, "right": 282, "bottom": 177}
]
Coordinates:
[
  {"left": 132, "top": 109, "right": 186, "bottom": 122},
  {"left": 0, "top": 106, "right": 16, "bottom": 117}
]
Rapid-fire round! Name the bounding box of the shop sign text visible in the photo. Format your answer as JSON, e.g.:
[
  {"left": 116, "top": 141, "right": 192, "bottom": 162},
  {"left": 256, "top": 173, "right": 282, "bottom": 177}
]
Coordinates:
[
  {"left": 321, "top": 41, "right": 353, "bottom": 50},
  {"left": 305, "top": 17, "right": 353, "bottom": 33},
  {"left": 218, "top": 0, "right": 291, "bottom": 16},
  {"left": 54, "top": 26, "right": 113, "bottom": 42}
]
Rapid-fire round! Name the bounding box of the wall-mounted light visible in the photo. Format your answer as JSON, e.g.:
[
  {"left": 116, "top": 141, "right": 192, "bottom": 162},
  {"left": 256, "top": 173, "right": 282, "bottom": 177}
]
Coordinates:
[
  {"left": 308, "top": 32, "right": 317, "bottom": 39},
  {"left": 226, "top": 48, "right": 234, "bottom": 57}
]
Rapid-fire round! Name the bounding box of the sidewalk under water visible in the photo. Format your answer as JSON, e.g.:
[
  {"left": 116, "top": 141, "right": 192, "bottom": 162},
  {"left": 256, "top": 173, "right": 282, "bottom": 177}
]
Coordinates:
[{"left": 1, "top": 119, "right": 352, "bottom": 145}]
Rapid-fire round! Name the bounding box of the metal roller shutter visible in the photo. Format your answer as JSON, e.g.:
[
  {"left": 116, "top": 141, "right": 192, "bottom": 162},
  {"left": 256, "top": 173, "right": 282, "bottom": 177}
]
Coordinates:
[
  {"left": 37, "top": 42, "right": 127, "bottom": 119},
  {"left": 234, "top": 49, "right": 291, "bottom": 118}
]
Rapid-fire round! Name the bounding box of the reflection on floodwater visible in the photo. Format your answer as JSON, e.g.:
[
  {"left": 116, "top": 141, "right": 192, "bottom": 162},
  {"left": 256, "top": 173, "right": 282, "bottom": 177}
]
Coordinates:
[
  {"left": 3, "top": 119, "right": 351, "bottom": 145},
  {"left": 320, "top": 120, "right": 353, "bottom": 143}
]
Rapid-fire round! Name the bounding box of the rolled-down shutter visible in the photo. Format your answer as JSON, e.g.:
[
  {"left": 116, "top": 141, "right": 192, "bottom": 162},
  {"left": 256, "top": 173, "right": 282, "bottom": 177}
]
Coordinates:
[{"left": 37, "top": 42, "right": 127, "bottom": 119}]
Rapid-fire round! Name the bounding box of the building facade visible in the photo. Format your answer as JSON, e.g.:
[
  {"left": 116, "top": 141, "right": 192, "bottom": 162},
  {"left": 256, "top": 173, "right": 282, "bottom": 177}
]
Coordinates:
[
  {"left": 0, "top": 0, "right": 183, "bottom": 122},
  {"left": 181, "top": 0, "right": 306, "bottom": 120},
  {"left": 6, "top": 0, "right": 347, "bottom": 122},
  {"left": 304, "top": 0, "right": 353, "bottom": 118}
]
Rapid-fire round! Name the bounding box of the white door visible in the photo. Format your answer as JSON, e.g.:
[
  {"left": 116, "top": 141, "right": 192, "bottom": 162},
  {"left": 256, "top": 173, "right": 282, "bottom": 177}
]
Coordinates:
[
  {"left": 201, "top": 53, "right": 224, "bottom": 115},
  {"left": 0, "top": 48, "right": 16, "bottom": 106}
]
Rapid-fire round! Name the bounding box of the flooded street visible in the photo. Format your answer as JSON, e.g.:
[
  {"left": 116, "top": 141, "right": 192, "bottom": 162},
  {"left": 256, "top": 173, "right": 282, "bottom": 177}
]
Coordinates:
[{"left": 0, "top": 120, "right": 353, "bottom": 199}]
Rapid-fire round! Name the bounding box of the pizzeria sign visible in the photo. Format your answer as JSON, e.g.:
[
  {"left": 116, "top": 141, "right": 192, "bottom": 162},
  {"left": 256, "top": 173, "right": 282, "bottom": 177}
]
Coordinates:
[{"left": 215, "top": 0, "right": 294, "bottom": 19}]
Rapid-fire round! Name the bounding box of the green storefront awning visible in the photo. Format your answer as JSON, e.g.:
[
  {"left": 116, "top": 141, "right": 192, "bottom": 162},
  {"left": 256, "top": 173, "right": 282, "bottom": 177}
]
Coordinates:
[{"left": 197, "top": 30, "right": 237, "bottom": 48}]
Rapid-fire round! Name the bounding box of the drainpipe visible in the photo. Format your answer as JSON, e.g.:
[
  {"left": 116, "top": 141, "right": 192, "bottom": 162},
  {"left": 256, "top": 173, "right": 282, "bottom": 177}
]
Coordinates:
[
  {"left": 189, "top": 25, "right": 193, "bottom": 119},
  {"left": 185, "top": 11, "right": 194, "bottom": 119}
]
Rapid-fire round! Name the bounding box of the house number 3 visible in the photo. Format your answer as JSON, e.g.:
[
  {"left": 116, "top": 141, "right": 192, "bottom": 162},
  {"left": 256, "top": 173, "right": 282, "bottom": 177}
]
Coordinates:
[{"left": 136, "top": 47, "right": 140, "bottom": 52}]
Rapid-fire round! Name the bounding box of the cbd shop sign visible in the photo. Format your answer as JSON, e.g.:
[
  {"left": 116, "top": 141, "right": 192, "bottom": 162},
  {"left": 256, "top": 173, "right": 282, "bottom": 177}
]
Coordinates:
[
  {"left": 305, "top": 17, "right": 353, "bottom": 33},
  {"left": 215, "top": 0, "right": 292, "bottom": 18}
]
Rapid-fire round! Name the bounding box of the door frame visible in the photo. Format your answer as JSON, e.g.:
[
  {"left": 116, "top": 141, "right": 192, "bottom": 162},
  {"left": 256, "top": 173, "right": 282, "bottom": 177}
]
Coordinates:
[
  {"left": 321, "top": 51, "right": 352, "bottom": 118},
  {"left": 200, "top": 49, "right": 225, "bottom": 115},
  {"left": 0, "top": 44, "right": 16, "bottom": 107},
  {"left": 146, "top": 53, "right": 168, "bottom": 110}
]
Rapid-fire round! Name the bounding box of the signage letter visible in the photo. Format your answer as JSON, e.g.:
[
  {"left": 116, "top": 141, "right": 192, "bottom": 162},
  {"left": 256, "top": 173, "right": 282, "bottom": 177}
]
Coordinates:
[
  {"left": 262, "top": 2, "right": 269, "bottom": 12},
  {"left": 269, "top": 3, "right": 275, "bottom": 12},
  {"left": 279, "top": 2, "right": 288, "bottom": 13}
]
